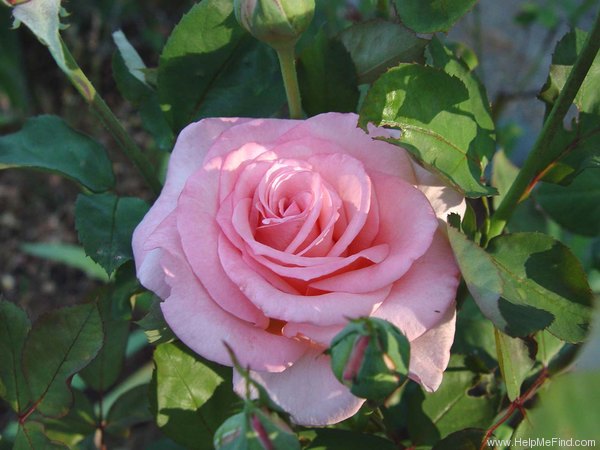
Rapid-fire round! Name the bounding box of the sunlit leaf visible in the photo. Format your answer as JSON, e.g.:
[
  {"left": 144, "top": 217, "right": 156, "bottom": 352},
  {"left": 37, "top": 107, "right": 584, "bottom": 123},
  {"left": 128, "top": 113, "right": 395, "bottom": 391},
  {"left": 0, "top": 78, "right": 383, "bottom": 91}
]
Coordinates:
[{"left": 359, "top": 64, "right": 496, "bottom": 197}]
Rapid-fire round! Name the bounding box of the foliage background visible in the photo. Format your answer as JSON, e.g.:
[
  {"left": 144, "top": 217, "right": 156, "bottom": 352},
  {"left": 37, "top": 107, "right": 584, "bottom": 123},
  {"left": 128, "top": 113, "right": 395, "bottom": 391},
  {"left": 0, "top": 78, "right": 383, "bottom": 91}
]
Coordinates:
[{"left": 0, "top": 0, "right": 599, "bottom": 449}]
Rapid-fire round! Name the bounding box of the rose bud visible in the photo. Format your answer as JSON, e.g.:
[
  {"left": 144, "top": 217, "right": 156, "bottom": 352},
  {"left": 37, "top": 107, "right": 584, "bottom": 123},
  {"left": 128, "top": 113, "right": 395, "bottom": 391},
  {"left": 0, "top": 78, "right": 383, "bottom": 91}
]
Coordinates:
[
  {"left": 233, "top": 0, "right": 315, "bottom": 50},
  {"left": 329, "top": 318, "right": 411, "bottom": 403},
  {"left": 214, "top": 406, "right": 300, "bottom": 450}
]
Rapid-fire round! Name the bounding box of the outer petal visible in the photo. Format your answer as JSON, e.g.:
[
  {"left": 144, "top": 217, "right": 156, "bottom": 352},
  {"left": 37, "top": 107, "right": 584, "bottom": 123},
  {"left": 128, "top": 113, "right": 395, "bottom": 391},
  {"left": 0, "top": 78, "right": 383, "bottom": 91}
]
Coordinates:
[
  {"left": 408, "top": 307, "right": 457, "bottom": 391},
  {"left": 372, "top": 230, "right": 460, "bottom": 341},
  {"left": 234, "top": 349, "right": 365, "bottom": 426},
  {"left": 158, "top": 239, "right": 306, "bottom": 372},
  {"left": 411, "top": 162, "right": 467, "bottom": 221},
  {"left": 133, "top": 118, "right": 250, "bottom": 295},
  {"left": 274, "top": 113, "right": 417, "bottom": 182}
]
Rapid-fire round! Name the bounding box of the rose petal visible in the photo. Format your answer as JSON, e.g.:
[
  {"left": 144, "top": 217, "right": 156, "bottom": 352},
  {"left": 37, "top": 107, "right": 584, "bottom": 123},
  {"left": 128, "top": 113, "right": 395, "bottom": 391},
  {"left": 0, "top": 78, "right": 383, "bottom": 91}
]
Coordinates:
[
  {"left": 157, "top": 238, "right": 306, "bottom": 372},
  {"left": 412, "top": 162, "right": 467, "bottom": 221},
  {"left": 372, "top": 229, "right": 460, "bottom": 341},
  {"left": 133, "top": 118, "right": 250, "bottom": 295},
  {"left": 234, "top": 348, "right": 365, "bottom": 426},
  {"left": 274, "top": 112, "right": 417, "bottom": 181},
  {"left": 218, "top": 233, "right": 390, "bottom": 325},
  {"left": 174, "top": 183, "right": 270, "bottom": 327},
  {"left": 408, "top": 307, "right": 457, "bottom": 391},
  {"left": 310, "top": 172, "right": 438, "bottom": 293}
]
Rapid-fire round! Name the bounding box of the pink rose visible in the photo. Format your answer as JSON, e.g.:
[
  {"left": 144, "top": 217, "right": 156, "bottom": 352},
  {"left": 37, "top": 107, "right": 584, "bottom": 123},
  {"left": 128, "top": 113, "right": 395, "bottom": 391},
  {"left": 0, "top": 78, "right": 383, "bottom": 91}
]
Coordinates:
[{"left": 133, "top": 113, "right": 464, "bottom": 426}]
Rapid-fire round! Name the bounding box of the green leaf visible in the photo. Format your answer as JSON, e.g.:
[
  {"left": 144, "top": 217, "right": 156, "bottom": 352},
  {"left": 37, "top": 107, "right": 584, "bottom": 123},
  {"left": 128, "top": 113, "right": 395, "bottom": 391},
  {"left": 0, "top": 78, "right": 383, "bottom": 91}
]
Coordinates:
[
  {"left": 297, "top": 30, "right": 359, "bottom": 116},
  {"left": 0, "top": 115, "right": 115, "bottom": 192},
  {"left": 43, "top": 389, "right": 97, "bottom": 447},
  {"left": 338, "top": 20, "right": 428, "bottom": 84},
  {"left": 393, "top": 0, "right": 478, "bottom": 33},
  {"left": 488, "top": 233, "right": 594, "bottom": 343},
  {"left": 105, "top": 384, "right": 152, "bottom": 436},
  {"left": 491, "top": 150, "right": 519, "bottom": 208},
  {"left": 537, "top": 169, "right": 600, "bottom": 237},
  {"left": 449, "top": 228, "right": 593, "bottom": 342},
  {"left": 13, "top": 422, "right": 68, "bottom": 450},
  {"left": 427, "top": 36, "right": 496, "bottom": 169},
  {"left": 405, "top": 355, "right": 500, "bottom": 445},
  {"left": 136, "top": 297, "right": 176, "bottom": 345},
  {"left": 0, "top": 300, "right": 31, "bottom": 413},
  {"left": 112, "top": 31, "right": 174, "bottom": 152},
  {"left": 23, "top": 303, "right": 103, "bottom": 418},
  {"left": 151, "top": 342, "right": 240, "bottom": 449},
  {"left": 158, "top": 0, "right": 285, "bottom": 132},
  {"left": 21, "top": 242, "right": 109, "bottom": 282},
  {"left": 540, "top": 28, "right": 600, "bottom": 115},
  {"left": 359, "top": 64, "right": 496, "bottom": 197},
  {"left": 431, "top": 429, "right": 490, "bottom": 450},
  {"left": 538, "top": 113, "right": 600, "bottom": 185},
  {"left": 79, "top": 290, "right": 130, "bottom": 392},
  {"left": 494, "top": 329, "right": 535, "bottom": 402},
  {"left": 447, "top": 227, "right": 553, "bottom": 338},
  {"left": 453, "top": 298, "right": 497, "bottom": 370},
  {"left": 511, "top": 371, "right": 600, "bottom": 449},
  {"left": 304, "top": 429, "right": 397, "bottom": 450},
  {"left": 75, "top": 193, "right": 149, "bottom": 275}
]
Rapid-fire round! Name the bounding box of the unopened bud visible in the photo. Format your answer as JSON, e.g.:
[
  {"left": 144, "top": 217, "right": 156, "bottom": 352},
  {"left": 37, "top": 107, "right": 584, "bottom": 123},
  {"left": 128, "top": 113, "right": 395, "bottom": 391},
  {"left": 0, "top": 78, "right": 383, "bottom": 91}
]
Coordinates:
[
  {"left": 233, "top": 0, "right": 315, "bottom": 50},
  {"left": 329, "top": 318, "right": 410, "bottom": 402},
  {"left": 214, "top": 404, "right": 300, "bottom": 450}
]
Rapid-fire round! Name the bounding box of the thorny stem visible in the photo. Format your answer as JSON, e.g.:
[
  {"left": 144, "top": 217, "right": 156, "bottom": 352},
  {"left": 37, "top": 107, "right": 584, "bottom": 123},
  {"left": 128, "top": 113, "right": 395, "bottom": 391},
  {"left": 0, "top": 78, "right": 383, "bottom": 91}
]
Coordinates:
[
  {"left": 60, "top": 38, "right": 162, "bottom": 195},
  {"left": 275, "top": 45, "right": 304, "bottom": 119},
  {"left": 487, "top": 9, "right": 600, "bottom": 242},
  {"left": 479, "top": 367, "right": 549, "bottom": 450}
]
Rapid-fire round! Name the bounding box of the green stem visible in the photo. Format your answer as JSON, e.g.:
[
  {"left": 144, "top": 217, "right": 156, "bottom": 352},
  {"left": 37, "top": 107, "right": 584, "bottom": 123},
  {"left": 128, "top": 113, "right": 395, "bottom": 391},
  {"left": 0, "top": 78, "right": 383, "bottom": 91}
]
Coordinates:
[
  {"left": 275, "top": 45, "right": 303, "bottom": 119},
  {"left": 60, "top": 39, "right": 162, "bottom": 195},
  {"left": 487, "top": 11, "right": 600, "bottom": 241}
]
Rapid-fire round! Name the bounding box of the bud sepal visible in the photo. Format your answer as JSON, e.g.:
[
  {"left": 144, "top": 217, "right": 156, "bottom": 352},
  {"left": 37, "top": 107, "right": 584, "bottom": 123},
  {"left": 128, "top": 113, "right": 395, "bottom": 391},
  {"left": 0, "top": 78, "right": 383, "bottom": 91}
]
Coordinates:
[{"left": 329, "top": 317, "right": 411, "bottom": 403}]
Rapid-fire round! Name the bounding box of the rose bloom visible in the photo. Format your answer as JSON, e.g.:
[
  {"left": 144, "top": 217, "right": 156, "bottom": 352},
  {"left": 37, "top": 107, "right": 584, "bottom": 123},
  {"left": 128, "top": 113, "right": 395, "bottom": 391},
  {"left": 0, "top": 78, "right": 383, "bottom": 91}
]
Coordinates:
[{"left": 133, "top": 113, "right": 464, "bottom": 426}]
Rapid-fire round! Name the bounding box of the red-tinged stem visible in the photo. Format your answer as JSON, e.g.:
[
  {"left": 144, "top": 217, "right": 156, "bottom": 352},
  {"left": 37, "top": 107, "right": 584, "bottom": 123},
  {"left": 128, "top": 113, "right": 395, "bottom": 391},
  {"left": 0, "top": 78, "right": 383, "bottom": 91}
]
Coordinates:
[{"left": 480, "top": 368, "right": 549, "bottom": 450}]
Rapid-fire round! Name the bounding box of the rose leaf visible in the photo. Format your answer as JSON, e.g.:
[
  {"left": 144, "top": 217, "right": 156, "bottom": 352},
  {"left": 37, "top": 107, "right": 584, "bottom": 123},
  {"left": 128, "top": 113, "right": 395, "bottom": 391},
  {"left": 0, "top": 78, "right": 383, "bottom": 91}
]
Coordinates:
[
  {"left": 22, "top": 303, "right": 103, "bottom": 418},
  {"left": 393, "top": 0, "right": 478, "bottom": 34},
  {"left": 75, "top": 193, "right": 149, "bottom": 276},
  {"left": 150, "top": 342, "right": 241, "bottom": 450},
  {"left": 359, "top": 63, "right": 497, "bottom": 198},
  {"left": 0, "top": 300, "right": 31, "bottom": 414},
  {"left": 13, "top": 421, "right": 69, "bottom": 450},
  {"left": 338, "top": 19, "right": 428, "bottom": 84},
  {"left": 0, "top": 115, "right": 115, "bottom": 193},
  {"left": 157, "top": 0, "right": 285, "bottom": 133}
]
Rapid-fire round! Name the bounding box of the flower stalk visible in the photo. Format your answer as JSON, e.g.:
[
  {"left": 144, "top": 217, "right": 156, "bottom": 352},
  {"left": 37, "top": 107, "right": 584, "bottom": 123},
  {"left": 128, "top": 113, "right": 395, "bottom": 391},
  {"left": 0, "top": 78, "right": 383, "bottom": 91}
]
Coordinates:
[
  {"left": 276, "top": 45, "right": 303, "bottom": 119},
  {"left": 60, "top": 40, "right": 162, "bottom": 195},
  {"left": 487, "top": 9, "right": 600, "bottom": 241}
]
